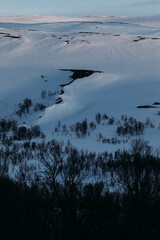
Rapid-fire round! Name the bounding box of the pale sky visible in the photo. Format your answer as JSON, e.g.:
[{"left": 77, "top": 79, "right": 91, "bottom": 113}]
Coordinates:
[{"left": 0, "top": 0, "right": 159, "bottom": 16}]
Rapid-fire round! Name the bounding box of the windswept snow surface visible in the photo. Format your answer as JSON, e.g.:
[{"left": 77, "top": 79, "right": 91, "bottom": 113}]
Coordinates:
[{"left": 0, "top": 15, "right": 160, "bottom": 152}]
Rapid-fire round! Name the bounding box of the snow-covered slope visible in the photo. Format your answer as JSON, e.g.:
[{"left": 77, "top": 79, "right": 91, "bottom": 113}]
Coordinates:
[{"left": 0, "top": 15, "right": 160, "bottom": 152}]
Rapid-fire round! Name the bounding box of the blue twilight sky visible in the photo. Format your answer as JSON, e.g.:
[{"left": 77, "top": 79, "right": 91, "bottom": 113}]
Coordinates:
[{"left": 0, "top": 0, "right": 159, "bottom": 16}]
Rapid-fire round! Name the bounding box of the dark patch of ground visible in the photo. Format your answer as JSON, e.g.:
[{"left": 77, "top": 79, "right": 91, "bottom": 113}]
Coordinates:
[
  {"left": 153, "top": 102, "right": 160, "bottom": 105},
  {"left": 65, "top": 40, "right": 70, "bottom": 44},
  {"left": 152, "top": 37, "right": 160, "bottom": 40},
  {"left": 60, "top": 69, "right": 102, "bottom": 84},
  {"left": 110, "top": 21, "right": 129, "bottom": 25},
  {"left": 137, "top": 105, "right": 157, "bottom": 109},
  {"left": 133, "top": 36, "right": 147, "bottom": 42},
  {"left": 55, "top": 97, "right": 63, "bottom": 104},
  {"left": 79, "top": 32, "right": 120, "bottom": 38},
  {"left": 3, "top": 34, "right": 21, "bottom": 39},
  {"left": 84, "top": 21, "right": 103, "bottom": 24},
  {"left": 79, "top": 32, "right": 101, "bottom": 35},
  {"left": 27, "top": 29, "right": 37, "bottom": 32},
  {"left": 133, "top": 36, "right": 160, "bottom": 43}
]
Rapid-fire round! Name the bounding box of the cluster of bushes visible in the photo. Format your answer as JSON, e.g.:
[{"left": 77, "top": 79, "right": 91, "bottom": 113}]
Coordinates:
[
  {"left": 34, "top": 103, "right": 46, "bottom": 112},
  {"left": 0, "top": 119, "right": 17, "bottom": 133},
  {"left": 15, "top": 98, "right": 47, "bottom": 118},
  {"left": 54, "top": 119, "right": 97, "bottom": 138},
  {"left": 95, "top": 112, "right": 114, "bottom": 125},
  {"left": 53, "top": 113, "right": 116, "bottom": 139},
  {"left": 1, "top": 139, "right": 160, "bottom": 239},
  {"left": 16, "top": 98, "right": 32, "bottom": 117},
  {"left": 74, "top": 119, "right": 89, "bottom": 137},
  {"left": 13, "top": 125, "right": 43, "bottom": 140},
  {"left": 54, "top": 113, "right": 115, "bottom": 139},
  {"left": 53, "top": 114, "right": 148, "bottom": 141},
  {"left": 97, "top": 133, "right": 128, "bottom": 144},
  {"left": 117, "top": 115, "right": 145, "bottom": 136},
  {"left": 41, "top": 90, "right": 57, "bottom": 99},
  {"left": 0, "top": 118, "right": 44, "bottom": 144}
]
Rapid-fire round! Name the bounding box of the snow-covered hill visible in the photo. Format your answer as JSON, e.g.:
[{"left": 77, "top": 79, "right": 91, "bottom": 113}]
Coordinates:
[{"left": 0, "top": 15, "right": 160, "bottom": 154}]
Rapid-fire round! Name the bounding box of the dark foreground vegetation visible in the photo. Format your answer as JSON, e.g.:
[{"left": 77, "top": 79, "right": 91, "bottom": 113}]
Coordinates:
[{"left": 1, "top": 139, "right": 160, "bottom": 240}]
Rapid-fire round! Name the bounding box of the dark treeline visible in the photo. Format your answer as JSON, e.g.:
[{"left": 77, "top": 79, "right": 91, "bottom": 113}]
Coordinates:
[{"left": 1, "top": 139, "right": 160, "bottom": 239}]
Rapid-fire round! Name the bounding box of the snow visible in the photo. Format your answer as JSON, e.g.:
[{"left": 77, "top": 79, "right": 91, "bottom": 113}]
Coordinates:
[{"left": 0, "top": 15, "right": 160, "bottom": 153}]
